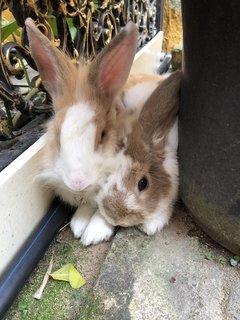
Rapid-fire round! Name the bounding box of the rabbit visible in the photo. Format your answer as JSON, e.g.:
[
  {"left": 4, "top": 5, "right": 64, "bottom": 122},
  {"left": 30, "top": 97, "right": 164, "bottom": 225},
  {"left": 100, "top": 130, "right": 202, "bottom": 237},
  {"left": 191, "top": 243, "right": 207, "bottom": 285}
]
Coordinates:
[
  {"left": 68, "top": 74, "right": 165, "bottom": 245},
  {"left": 25, "top": 18, "right": 164, "bottom": 245},
  {"left": 96, "top": 71, "right": 182, "bottom": 236}
]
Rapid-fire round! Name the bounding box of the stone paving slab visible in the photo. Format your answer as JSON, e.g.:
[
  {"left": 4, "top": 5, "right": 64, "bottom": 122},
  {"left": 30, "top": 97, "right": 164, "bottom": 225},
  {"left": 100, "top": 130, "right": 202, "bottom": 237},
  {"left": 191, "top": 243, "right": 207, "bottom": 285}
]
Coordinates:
[{"left": 81, "top": 207, "right": 240, "bottom": 320}]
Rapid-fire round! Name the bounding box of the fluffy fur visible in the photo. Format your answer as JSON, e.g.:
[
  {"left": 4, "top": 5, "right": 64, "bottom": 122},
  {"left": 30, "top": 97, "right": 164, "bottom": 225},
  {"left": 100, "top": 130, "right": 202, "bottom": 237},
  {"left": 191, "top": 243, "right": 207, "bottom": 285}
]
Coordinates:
[
  {"left": 26, "top": 17, "right": 181, "bottom": 245},
  {"left": 96, "top": 72, "right": 181, "bottom": 235}
]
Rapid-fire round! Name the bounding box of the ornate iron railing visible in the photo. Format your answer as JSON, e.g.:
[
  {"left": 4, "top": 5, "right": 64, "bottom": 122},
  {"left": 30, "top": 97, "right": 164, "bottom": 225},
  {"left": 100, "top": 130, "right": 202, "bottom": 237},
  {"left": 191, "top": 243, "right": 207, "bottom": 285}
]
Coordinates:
[{"left": 0, "top": 0, "right": 163, "bottom": 140}]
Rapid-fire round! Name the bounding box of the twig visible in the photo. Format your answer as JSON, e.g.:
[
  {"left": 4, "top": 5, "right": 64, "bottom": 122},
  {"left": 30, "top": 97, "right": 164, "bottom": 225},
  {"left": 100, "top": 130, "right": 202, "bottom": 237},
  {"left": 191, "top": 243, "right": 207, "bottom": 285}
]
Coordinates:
[
  {"left": 33, "top": 256, "right": 53, "bottom": 300},
  {"left": 24, "top": 87, "right": 39, "bottom": 100},
  {"left": 58, "top": 221, "right": 70, "bottom": 233}
]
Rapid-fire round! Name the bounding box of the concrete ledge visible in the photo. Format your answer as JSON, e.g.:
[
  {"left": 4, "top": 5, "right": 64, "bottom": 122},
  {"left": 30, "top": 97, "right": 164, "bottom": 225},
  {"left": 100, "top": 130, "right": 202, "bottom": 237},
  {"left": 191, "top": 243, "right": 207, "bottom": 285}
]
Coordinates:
[
  {"left": 81, "top": 208, "right": 240, "bottom": 320},
  {"left": 0, "top": 137, "right": 54, "bottom": 274}
]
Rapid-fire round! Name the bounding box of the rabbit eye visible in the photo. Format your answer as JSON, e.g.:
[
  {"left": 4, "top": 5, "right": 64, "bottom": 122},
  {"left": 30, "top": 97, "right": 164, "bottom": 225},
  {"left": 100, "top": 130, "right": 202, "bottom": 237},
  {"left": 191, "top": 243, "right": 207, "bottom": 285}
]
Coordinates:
[{"left": 138, "top": 176, "right": 148, "bottom": 192}]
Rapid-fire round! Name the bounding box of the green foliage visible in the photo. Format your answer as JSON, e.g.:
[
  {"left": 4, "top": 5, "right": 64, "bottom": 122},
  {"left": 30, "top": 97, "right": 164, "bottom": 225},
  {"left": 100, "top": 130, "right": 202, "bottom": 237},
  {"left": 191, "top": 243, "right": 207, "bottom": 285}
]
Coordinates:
[
  {"left": 47, "top": 15, "right": 77, "bottom": 40},
  {"left": 18, "top": 302, "right": 29, "bottom": 316},
  {"left": 204, "top": 253, "right": 214, "bottom": 261},
  {"left": 1, "top": 18, "right": 20, "bottom": 41},
  {"left": 67, "top": 18, "right": 77, "bottom": 40},
  {"left": 204, "top": 252, "right": 227, "bottom": 265}
]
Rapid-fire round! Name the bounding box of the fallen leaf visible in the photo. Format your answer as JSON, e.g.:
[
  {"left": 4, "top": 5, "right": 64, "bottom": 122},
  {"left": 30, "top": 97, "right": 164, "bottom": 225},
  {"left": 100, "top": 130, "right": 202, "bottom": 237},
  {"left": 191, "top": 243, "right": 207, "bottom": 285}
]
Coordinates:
[
  {"left": 50, "top": 263, "right": 86, "bottom": 289},
  {"left": 50, "top": 263, "right": 70, "bottom": 282},
  {"left": 69, "top": 264, "right": 86, "bottom": 289}
]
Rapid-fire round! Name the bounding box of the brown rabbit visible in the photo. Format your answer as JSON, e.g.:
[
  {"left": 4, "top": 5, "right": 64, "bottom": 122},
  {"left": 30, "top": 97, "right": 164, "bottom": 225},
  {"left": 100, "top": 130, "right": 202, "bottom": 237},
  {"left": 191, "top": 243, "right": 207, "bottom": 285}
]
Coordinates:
[{"left": 96, "top": 71, "right": 181, "bottom": 235}]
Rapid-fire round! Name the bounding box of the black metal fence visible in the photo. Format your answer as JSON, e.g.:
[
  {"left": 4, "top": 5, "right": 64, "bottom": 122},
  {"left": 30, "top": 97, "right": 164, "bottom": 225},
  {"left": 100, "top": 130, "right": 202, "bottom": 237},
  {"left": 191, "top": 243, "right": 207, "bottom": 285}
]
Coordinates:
[{"left": 0, "top": 0, "right": 163, "bottom": 141}]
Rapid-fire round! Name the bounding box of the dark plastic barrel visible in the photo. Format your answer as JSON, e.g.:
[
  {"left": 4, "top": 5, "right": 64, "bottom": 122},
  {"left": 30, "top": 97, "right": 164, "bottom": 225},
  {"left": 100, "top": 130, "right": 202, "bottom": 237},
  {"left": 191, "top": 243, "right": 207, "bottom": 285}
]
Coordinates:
[{"left": 179, "top": 0, "right": 240, "bottom": 254}]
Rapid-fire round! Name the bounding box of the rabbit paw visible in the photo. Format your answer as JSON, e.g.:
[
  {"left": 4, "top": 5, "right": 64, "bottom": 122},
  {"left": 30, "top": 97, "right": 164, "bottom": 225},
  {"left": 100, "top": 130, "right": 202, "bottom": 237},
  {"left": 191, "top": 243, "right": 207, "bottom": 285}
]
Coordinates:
[
  {"left": 81, "top": 211, "right": 114, "bottom": 246},
  {"left": 70, "top": 204, "right": 95, "bottom": 238},
  {"left": 138, "top": 214, "right": 169, "bottom": 236}
]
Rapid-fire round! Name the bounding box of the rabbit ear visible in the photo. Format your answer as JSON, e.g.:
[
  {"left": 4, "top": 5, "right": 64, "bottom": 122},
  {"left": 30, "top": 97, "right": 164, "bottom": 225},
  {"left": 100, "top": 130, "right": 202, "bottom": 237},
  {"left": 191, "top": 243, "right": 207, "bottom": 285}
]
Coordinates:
[
  {"left": 88, "top": 22, "right": 138, "bottom": 99},
  {"left": 25, "top": 18, "right": 75, "bottom": 98},
  {"left": 139, "top": 71, "right": 182, "bottom": 141}
]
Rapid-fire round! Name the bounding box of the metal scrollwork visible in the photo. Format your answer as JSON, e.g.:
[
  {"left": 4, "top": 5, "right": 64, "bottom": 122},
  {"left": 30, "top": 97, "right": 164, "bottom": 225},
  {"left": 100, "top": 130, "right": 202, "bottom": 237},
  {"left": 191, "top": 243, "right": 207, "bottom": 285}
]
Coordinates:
[{"left": 0, "top": 0, "right": 162, "bottom": 139}]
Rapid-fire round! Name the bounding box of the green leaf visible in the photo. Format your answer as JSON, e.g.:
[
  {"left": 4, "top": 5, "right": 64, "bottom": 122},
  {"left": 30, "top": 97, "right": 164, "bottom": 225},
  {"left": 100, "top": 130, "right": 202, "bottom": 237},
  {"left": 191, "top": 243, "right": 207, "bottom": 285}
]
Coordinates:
[
  {"left": 50, "top": 263, "right": 86, "bottom": 289},
  {"left": 18, "top": 303, "right": 28, "bottom": 316},
  {"left": 18, "top": 302, "right": 28, "bottom": 312},
  {"left": 47, "top": 16, "right": 58, "bottom": 37},
  {"left": 50, "top": 263, "right": 70, "bottom": 282},
  {"left": 47, "top": 17, "right": 77, "bottom": 40},
  {"left": 230, "top": 258, "right": 238, "bottom": 267},
  {"left": 218, "top": 256, "right": 227, "bottom": 265},
  {"left": 1, "top": 20, "right": 19, "bottom": 42},
  {"left": 233, "top": 256, "right": 240, "bottom": 262},
  {"left": 69, "top": 264, "right": 86, "bottom": 289},
  {"left": 204, "top": 252, "right": 214, "bottom": 261},
  {"left": 67, "top": 18, "right": 77, "bottom": 40}
]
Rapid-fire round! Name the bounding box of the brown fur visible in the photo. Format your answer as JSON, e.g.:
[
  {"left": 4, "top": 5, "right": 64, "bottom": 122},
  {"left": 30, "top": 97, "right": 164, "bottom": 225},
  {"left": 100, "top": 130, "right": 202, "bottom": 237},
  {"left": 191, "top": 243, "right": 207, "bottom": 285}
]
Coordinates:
[
  {"left": 139, "top": 71, "right": 181, "bottom": 142},
  {"left": 124, "top": 73, "right": 163, "bottom": 91},
  {"left": 26, "top": 17, "right": 138, "bottom": 186},
  {"left": 102, "top": 134, "right": 172, "bottom": 226},
  {"left": 88, "top": 25, "right": 138, "bottom": 99},
  {"left": 100, "top": 72, "right": 182, "bottom": 227},
  {"left": 103, "top": 194, "right": 146, "bottom": 226}
]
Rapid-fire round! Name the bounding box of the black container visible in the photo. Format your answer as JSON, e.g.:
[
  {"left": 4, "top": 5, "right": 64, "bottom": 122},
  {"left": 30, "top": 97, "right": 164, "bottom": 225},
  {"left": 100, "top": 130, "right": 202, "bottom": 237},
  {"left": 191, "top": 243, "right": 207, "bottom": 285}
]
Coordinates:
[
  {"left": 179, "top": 0, "right": 240, "bottom": 254},
  {"left": 0, "top": 200, "right": 74, "bottom": 318}
]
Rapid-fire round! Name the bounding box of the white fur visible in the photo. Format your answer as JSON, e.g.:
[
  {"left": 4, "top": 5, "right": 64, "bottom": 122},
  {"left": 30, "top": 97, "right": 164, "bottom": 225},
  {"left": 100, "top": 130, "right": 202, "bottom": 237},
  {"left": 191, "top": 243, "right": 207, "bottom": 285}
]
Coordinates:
[
  {"left": 81, "top": 210, "right": 114, "bottom": 246},
  {"left": 99, "top": 149, "right": 133, "bottom": 190},
  {"left": 162, "top": 120, "right": 179, "bottom": 195},
  {"left": 70, "top": 204, "right": 96, "bottom": 238},
  {"left": 59, "top": 103, "right": 97, "bottom": 191},
  {"left": 125, "top": 21, "right": 137, "bottom": 34},
  {"left": 124, "top": 193, "right": 141, "bottom": 211},
  {"left": 138, "top": 199, "right": 172, "bottom": 235},
  {"left": 166, "top": 119, "right": 178, "bottom": 151},
  {"left": 152, "top": 134, "right": 164, "bottom": 146},
  {"left": 123, "top": 81, "right": 158, "bottom": 118},
  {"left": 97, "top": 151, "right": 133, "bottom": 200},
  {"left": 41, "top": 101, "right": 128, "bottom": 205}
]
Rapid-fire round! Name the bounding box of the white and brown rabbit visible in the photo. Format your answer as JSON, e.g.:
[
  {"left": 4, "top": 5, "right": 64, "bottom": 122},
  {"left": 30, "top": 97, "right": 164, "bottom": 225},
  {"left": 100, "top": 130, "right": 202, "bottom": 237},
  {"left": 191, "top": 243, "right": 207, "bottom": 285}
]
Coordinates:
[
  {"left": 96, "top": 71, "right": 181, "bottom": 236},
  {"left": 25, "top": 18, "right": 159, "bottom": 245},
  {"left": 26, "top": 17, "right": 180, "bottom": 245}
]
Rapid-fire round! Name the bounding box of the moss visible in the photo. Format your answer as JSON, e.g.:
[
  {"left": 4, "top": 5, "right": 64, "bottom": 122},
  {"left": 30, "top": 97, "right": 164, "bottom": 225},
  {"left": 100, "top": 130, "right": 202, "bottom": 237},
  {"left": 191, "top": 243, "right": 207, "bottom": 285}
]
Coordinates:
[
  {"left": 79, "top": 290, "right": 105, "bottom": 320},
  {"left": 4, "top": 239, "right": 81, "bottom": 320},
  {"left": 4, "top": 234, "right": 87, "bottom": 320},
  {"left": 171, "top": 45, "right": 182, "bottom": 71},
  {"left": 4, "top": 227, "right": 111, "bottom": 320}
]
